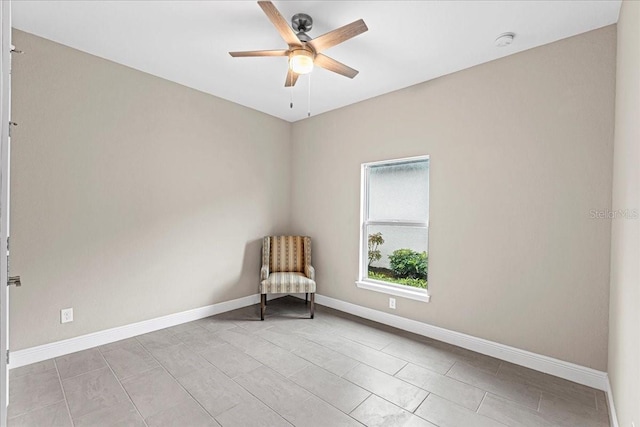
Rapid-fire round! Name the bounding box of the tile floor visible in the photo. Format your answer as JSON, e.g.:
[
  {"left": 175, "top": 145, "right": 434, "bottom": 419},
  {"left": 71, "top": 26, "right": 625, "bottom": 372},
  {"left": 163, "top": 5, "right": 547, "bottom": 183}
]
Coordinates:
[{"left": 8, "top": 297, "right": 611, "bottom": 426}]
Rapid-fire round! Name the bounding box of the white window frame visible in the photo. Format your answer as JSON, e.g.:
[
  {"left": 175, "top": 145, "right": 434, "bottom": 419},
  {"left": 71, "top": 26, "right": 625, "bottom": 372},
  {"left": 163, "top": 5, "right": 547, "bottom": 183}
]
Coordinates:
[{"left": 356, "top": 155, "right": 431, "bottom": 303}]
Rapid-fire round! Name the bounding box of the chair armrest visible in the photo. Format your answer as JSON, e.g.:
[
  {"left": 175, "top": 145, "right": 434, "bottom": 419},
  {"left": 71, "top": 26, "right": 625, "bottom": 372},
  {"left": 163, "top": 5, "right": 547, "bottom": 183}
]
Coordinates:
[
  {"left": 261, "top": 236, "right": 270, "bottom": 281},
  {"left": 305, "top": 265, "right": 315, "bottom": 281}
]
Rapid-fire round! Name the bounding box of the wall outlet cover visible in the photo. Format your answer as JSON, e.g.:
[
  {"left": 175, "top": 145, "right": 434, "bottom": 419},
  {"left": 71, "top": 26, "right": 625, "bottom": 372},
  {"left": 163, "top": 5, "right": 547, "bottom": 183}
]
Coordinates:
[
  {"left": 389, "top": 298, "right": 396, "bottom": 309},
  {"left": 61, "top": 308, "right": 73, "bottom": 324}
]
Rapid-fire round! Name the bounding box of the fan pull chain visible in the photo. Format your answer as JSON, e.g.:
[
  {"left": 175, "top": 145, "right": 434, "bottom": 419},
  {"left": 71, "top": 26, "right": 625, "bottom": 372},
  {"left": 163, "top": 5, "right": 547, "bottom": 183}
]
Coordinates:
[
  {"left": 290, "top": 73, "right": 294, "bottom": 109},
  {"left": 307, "top": 73, "right": 311, "bottom": 117}
]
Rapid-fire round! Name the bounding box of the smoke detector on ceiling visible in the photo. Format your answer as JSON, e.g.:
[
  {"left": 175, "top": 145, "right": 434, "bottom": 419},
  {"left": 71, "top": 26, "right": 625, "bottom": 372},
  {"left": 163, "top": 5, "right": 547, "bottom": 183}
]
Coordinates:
[{"left": 495, "top": 33, "right": 515, "bottom": 47}]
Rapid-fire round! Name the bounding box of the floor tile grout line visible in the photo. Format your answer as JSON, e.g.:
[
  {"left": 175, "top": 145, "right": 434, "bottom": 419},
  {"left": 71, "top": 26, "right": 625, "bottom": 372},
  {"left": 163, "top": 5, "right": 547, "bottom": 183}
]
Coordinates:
[
  {"left": 56, "top": 364, "right": 108, "bottom": 381},
  {"left": 278, "top": 328, "right": 432, "bottom": 384},
  {"left": 287, "top": 327, "right": 413, "bottom": 375},
  {"left": 55, "top": 356, "right": 112, "bottom": 382},
  {"left": 285, "top": 363, "right": 372, "bottom": 417},
  {"left": 5, "top": 399, "right": 68, "bottom": 422},
  {"left": 296, "top": 309, "right": 402, "bottom": 352},
  {"left": 390, "top": 361, "right": 409, "bottom": 377},
  {"left": 96, "top": 338, "right": 137, "bottom": 355},
  {"left": 412, "top": 391, "right": 430, "bottom": 414},
  {"left": 134, "top": 336, "right": 237, "bottom": 425},
  {"left": 259, "top": 320, "right": 482, "bottom": 414},
  {"left": 325, "top": 326, "right": 400, "bottom": 353},
  {"left": 347, "top": 392, "right": 374, "bottom": 417},
  {"left": 443, "top": 360, "right": 457, "bottom": 376},
  {"left": 7, "top": 361, "right": 55, "bottom": 381},
  {"left": 301, "top": 379, "right": 369, "bottom": 424},
  {"left": 397, "top": 362, "right": 495, "bottom": 402},
  {"left": 476, "top": 391, "right": 488, "bottom": 413},
  {"left": 215, "top": 322, "right": 369, "bottom": 383},
  {"left": 339, "top": 361, "right": 361, "bottom": 379},
  {"left": 378, "top": 339, "right": 460, "bottom": 370},
  {"left": 442, "top": 361, "right": 547, "bottom": 409},
  {"left": 313, "top": 303, "right": 510, "bottom": 372},
  {"left": 421, "top": 389, "right": 493, "bottom": 416},
  {"left": 145, "top": 332, "right": 291, "bottom": 427},
  {"left": 289, "top": 320, "right": 399, "bottom": 354},
  {"left": 53, "top": 358, "right": 76, "bottom": 427},
  {"left": 338, "top": 363, "right": 432, "bottom": 414},
  {"left": 222, "top": 305, "right": 478, "bottom": 369},
  {"left": 481, "top": 392, "right": 596, "bottom": 427},
  {"left": 445, "top": 373, "right": 538, "bottom": 411},
  {"left": 342, "top": 358, "right": 464, "bottom": 405},
  {"left": 225, "top": 364, "right": 296, "bottom": 427},
  {"left": 250, "top": 330, "right": 393, "bottom": 392},
  {"left": 212, "top": 322, "right": 364, "bottom": 424},
  {"left": 293, "top": 345, "right": 359, "bottom": 376},
  {"left": 537, "top": 391, "right": 542, "bottom": 412},
  {"left": 96, "top": 348, "right": 150, "bottom": 427},
  {"left": 219, "top": 302, "right": 414, "bottom": 375},
  {"left": 118, "top": 367, "right": 158, "bottom": 384},
  {"left": 100, "top": 337, "right": 162, "bottom": 379},
  {"left": 357, "top": 391, "right": 430, "bottom": 424}
]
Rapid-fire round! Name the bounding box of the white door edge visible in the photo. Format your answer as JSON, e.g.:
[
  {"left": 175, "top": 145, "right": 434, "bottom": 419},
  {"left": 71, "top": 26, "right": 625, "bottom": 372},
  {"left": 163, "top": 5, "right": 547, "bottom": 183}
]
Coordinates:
[{"left": 0, "top": 1, "right": 12, "bottom": 426}]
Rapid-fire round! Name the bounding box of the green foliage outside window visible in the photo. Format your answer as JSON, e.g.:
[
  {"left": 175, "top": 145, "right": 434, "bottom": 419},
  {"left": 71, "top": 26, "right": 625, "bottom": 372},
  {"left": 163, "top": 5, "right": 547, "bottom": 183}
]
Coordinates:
[
  {"left": 368, "top": 271, "right": 427, "bottom": 289},
  {"left": 388, "top": 249, "right": 428, "bottom": 279},
  {"left": 367, "top": 232, "right": 428, "bottom": 289},
  {"left": 367, "top": 232, "right": 384, "bottom": 266}
]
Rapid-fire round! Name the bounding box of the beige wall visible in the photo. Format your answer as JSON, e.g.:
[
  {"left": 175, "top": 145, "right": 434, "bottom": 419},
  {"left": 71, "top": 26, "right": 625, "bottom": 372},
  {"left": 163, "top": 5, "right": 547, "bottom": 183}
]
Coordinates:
[
  {"left": 608, "top": 1, "right": 640, "bottom": 424},
  {"left": 10, "top": 25, "right": 620, "bottom": 374},
  {"left": 9, "top": 30, "right": 291, "bottom": 350},
  {"left": 291, "top": 26, "right": 616, "bottom": 370}
]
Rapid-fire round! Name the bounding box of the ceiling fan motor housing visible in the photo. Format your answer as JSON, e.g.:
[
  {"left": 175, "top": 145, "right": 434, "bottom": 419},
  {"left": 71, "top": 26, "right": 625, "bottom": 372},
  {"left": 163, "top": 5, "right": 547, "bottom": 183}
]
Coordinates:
[
  {"left": 292, "top": 13, "right": 313, "bottom": 32},
  {"left": 292, "top": 13, "right": 313, "bottom": 42}
]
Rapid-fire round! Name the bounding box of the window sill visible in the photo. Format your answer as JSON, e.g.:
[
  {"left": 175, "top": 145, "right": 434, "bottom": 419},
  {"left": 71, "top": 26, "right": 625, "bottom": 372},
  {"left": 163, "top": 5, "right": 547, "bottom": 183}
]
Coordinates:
[{"left": 355, "top": 280, "right": 431, "bottom": 303}]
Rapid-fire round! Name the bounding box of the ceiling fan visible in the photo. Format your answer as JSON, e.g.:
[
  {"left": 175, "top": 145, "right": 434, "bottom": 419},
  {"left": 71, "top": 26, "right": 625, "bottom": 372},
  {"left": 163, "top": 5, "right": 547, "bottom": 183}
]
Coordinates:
[{"left": 229, "top": 1, "right": 368, "bottom": 87}]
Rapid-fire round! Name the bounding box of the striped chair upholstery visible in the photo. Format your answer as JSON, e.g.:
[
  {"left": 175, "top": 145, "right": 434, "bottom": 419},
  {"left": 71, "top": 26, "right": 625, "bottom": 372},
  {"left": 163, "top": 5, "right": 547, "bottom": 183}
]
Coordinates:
[{"left": 260, "top": 236, "right": 316, "bottom": 320}]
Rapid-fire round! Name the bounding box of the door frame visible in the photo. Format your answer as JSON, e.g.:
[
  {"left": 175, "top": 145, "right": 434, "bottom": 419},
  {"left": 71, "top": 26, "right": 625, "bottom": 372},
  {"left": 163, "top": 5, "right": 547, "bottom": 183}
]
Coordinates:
[{"left": 0, "top": 0, "right": 11, "bottom": 425}]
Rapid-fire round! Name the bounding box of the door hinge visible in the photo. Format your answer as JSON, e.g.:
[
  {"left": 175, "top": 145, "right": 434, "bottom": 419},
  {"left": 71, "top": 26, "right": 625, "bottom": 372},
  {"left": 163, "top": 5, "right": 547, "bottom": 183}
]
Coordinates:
[
  {"left": 8, "top": 121, "right": 17, "bottom": 138},
  {"left": 6, "top": 350, "right": 9, "bottom": 365}
]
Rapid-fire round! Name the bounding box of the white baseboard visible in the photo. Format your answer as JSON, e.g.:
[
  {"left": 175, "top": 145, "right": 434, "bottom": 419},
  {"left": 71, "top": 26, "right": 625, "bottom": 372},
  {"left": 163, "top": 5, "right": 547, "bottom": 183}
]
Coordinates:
[
  {"left": 291, "top": 293, "right": 610, "bottom": 391},
  {"left": 12, "top": 291, "right": 611, "bottom": 396},
  {"left": 9, "top": 293, "right": 275, "bottom": 369},
  {"left": 606, "top": 377, "right": 619, "bottom": 427}
]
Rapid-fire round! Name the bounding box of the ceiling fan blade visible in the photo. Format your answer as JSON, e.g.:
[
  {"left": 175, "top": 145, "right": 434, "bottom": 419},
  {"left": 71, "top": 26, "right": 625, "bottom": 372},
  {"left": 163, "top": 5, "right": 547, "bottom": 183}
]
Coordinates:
[
  {"left": 229, "top": 49, "right": 289, "bottom": 57},
  {"left": 258, "top": 1, "right": 301, "bottom": 47},
  {"left": 285, "top": 69, "right": 299, "bottom": 87},
  {"left": 308, "top": 19, "right": 368, "bottom": 53},
  {"left": 314, "top": 54, "right": 359, "bottom": 79}
]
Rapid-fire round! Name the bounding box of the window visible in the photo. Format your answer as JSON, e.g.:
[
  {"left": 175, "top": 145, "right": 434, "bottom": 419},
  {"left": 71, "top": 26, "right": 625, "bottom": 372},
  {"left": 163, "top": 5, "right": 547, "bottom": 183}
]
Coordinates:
[{"left": 357, "top": 156, "right": 430, "bottom": 302}]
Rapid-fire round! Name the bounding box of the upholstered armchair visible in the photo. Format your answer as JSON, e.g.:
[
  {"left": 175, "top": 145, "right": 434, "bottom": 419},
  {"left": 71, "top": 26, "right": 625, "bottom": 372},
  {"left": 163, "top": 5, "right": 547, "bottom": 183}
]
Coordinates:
[{"left": 260, "top": 236, "right": 316, "bottom": 320}]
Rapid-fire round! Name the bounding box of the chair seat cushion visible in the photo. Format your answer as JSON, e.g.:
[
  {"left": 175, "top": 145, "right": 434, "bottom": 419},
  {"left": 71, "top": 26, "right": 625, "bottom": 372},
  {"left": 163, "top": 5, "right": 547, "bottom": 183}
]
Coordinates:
[{"left": 261, "top": 272, "right": 316, "bottom": 294}]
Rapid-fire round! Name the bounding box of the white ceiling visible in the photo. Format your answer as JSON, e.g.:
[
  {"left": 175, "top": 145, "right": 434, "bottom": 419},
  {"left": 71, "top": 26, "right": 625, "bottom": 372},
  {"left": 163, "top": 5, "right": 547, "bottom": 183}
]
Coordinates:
[{"left": 12, "top": 1, "right": 621, "bottom": 122}]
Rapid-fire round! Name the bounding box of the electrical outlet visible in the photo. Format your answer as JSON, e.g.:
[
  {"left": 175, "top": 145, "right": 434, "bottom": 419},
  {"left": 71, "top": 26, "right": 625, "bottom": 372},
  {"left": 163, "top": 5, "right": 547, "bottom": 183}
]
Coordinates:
[
  {"left": 389, "top": 297, "right": 396, "bottom": 309},
  {"left": 60, "top": 308, "right": 73, "bottom": 324}
]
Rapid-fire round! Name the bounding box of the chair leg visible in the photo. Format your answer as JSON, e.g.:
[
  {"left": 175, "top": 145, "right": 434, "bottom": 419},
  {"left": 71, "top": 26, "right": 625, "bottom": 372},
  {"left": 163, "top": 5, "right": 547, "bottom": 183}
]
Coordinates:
[
  {"left": 261, "top": 294, "right": 266, "bottom": 321},
  {"left": 305, "top": 293, "right": 308, "bottom": 305},
  {"left": 310, "top": 293, "right": 315, "bottom": 319}
]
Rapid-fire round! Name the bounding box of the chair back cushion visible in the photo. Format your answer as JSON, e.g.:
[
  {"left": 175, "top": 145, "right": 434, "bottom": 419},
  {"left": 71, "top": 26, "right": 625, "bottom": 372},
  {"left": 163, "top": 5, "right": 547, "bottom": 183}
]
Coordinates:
[{"left": 269, "top": 236, "right": 306, "bottom": 273}]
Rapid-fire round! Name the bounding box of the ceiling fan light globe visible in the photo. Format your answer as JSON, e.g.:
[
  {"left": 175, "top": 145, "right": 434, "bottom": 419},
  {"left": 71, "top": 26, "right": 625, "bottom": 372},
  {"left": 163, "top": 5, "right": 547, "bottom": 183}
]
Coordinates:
[{"left": 290, "top": 52, "right": 314, "bottom": 74}]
